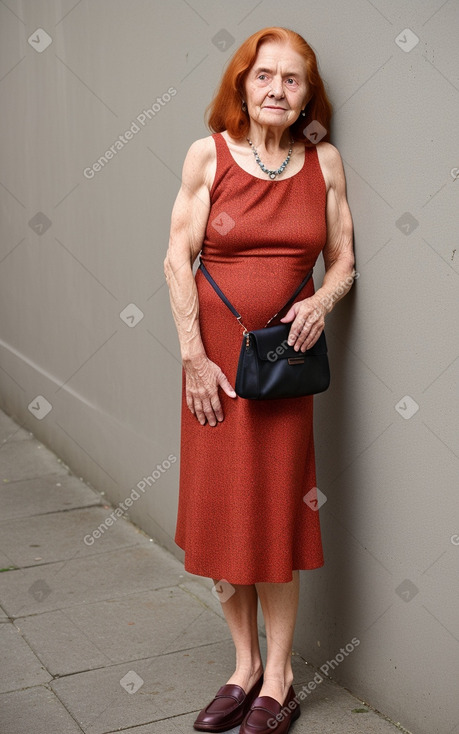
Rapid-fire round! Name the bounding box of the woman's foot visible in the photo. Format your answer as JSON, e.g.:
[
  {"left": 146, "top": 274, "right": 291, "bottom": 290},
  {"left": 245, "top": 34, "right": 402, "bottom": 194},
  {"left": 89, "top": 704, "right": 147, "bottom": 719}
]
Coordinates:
[
  {"left": 240, "top": 684, "right": 300, "bottom": 734},
  {"left": 225, "top": 663, "right": 264, "bottom": 693},
  {"left": 193, "top": 670, "right": 264, "bottom": 731},
  {"left": 258, "top": 672, "right": 294, "bottom": 706}
]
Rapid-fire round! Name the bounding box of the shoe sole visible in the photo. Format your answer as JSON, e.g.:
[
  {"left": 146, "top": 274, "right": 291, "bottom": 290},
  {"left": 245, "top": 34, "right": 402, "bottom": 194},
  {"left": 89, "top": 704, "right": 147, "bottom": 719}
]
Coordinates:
[{"left": 193, "top": 717, "right": 244, "bottom": 732}]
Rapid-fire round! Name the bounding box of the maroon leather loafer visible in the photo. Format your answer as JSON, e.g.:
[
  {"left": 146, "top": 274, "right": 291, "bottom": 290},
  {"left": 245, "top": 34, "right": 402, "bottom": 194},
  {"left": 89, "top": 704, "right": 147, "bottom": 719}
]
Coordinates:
[
  {"left": 193, "top": 674, "right": 264, "bottom": 732},
  {"left": 239, "top": 685, "right": 301, "bottom": 734}
]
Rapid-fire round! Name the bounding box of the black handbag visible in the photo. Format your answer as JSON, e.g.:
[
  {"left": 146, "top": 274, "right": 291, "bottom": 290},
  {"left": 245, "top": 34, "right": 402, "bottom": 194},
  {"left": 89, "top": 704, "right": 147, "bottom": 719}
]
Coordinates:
[{"left": 199, "top": 262, "right": 330, "bottom": 400}]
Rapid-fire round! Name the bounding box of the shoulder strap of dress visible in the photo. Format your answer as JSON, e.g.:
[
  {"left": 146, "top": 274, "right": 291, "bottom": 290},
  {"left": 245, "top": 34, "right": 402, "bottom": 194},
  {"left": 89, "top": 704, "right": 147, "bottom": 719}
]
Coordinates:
[
  {"left": 212, "top": 132, "right": 233, "bottom": 161},
  {"left": 209, "top": 133, "right": 234, "bottom": 189}
]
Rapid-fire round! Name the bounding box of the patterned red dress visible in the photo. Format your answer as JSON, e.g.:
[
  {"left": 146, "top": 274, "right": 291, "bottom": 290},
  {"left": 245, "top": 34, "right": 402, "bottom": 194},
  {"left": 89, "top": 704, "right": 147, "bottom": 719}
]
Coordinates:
[{"left": 175, "top": 132, "right": 327, "bottom": 584}]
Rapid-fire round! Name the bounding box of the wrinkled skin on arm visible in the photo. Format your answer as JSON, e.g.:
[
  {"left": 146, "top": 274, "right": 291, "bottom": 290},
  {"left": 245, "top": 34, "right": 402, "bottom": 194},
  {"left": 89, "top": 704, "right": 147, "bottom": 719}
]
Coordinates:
[
  {"left": 164, "top": 138, "right": 236, "bottom": 427},
  {"left": 281, "top": 142, "right": 356, "bottom": 350}
]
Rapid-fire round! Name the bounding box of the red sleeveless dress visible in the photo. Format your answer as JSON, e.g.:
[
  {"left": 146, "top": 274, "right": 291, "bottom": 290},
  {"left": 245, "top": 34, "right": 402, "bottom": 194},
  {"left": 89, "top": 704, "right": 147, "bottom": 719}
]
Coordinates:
[{"left": 175, "top": 132, "right": 327, "bottom": 584}]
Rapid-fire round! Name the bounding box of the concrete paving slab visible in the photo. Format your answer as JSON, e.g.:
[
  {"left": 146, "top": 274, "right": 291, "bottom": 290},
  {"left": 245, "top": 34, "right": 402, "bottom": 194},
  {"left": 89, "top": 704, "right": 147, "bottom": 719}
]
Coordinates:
[
  {"left": 102, "top": 687, "right": 402, "bottom": 734},
  {"left": 50, "top": 638, "right": 241, "bottom": 734},
  {"left": 178, "top": 578, "right": 225, "bottom": 620},
  {"left": 14, "top": 608, "right": 113, "bottom": 675},
  {"left": 0, "top": 411, "right": 32, "bottom": 443},
  {"left": 273, "top": 672, "right": 405, "bottom": 734},
  {"left": 0, "top": 506, "right": 150, "bottom": 567},
  {"left": 106, "top": 719, "right": 198, "bottom": 734},
  {"left": 0, "top": 621, "right": 51, "bottom": 693},
  {"left": 143, "top": 677, "right": 402, "bottom": 734},
  {"left": 103, "top": 711, "right": 277, "bottom": 734},
  {"left": 0, "top": 550, "right": 17, "bottom": 571},
  {"left": 105, "top": 714, "right": 230, "bottom": 734},
  {"left": 0, "top": 438, "right": 69, "bottom": 482},
  {"left": 16, "top": 587, "right": 231, "bottom": 676},
  {"left": 0, "top": 474, "right": 101, "bottom": 520},
  {"left": 0, "top": 544, "right": 187, "bottom": 617},
  {"left": 0, "top": 686, "right": 84, "bottom": 734}
]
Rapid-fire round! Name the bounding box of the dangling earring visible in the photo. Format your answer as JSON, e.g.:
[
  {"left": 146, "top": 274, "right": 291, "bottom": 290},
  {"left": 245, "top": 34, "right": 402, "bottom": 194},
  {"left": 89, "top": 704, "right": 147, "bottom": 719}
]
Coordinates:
[
  {"left": 242, "top": 100, "right": 247, "bottom": 112},
  {"left": 301, "top": 109, "right": 306, "bottom": 116}
]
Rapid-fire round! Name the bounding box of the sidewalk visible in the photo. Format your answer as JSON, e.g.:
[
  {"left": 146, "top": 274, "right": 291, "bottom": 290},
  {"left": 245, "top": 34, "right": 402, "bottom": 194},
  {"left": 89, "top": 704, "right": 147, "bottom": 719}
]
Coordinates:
[{"left": 0, "top": 407, "right": 407, "bottom": 734}]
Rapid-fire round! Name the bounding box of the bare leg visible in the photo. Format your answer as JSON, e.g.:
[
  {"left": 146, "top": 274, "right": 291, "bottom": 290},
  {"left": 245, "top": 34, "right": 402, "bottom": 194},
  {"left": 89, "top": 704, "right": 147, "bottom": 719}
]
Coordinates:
[
  {"left": 212, "top": 579, "right": 264, "bottom": 692},
  {"left": 255, "top": 570, "right": 300, "bottom": 704}
]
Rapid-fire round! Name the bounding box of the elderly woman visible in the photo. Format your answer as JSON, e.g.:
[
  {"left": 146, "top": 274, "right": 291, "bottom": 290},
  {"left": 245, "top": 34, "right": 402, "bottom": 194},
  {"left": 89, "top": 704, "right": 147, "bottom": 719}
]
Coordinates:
[{"left": 164, "top": 27, "right": 354, "bottom": 734}]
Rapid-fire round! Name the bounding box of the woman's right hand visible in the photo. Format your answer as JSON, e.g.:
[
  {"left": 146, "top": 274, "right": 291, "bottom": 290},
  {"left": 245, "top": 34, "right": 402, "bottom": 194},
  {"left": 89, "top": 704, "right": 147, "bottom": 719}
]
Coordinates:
[{"left": 184, "top": 355, "right": 236, "bottom": 426}]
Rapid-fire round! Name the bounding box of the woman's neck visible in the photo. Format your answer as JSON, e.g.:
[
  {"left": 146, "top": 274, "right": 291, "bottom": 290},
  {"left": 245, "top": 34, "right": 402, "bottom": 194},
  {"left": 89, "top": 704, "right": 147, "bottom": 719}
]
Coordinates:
[{"left": 246, "top": 123, "right": 292, "bottom": 153}]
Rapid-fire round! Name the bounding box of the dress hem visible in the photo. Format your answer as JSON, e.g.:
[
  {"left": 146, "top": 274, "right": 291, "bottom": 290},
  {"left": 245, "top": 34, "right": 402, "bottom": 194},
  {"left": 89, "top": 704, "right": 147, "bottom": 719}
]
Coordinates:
[{"left": 175, "top": 541, "right": 325, "bottom": 584}]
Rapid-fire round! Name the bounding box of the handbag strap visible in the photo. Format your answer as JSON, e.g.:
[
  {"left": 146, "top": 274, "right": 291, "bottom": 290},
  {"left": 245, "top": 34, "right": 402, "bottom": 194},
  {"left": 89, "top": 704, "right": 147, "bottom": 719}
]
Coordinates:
[{"left": 199, "top": 261, "right": 313, "bottom": 332}]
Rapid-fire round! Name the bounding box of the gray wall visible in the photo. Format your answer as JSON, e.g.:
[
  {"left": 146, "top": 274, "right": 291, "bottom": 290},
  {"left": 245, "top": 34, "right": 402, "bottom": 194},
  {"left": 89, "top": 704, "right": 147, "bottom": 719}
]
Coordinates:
[{"left": 0, "top": 2, "right": 458, "bottom": 733}]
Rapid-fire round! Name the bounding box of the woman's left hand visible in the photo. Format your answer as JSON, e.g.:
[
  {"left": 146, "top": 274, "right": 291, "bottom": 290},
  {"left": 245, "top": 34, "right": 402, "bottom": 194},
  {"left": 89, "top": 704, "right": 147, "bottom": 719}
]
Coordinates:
[{"left": 280, "top": 296, "right": 325, "bottom": 352}]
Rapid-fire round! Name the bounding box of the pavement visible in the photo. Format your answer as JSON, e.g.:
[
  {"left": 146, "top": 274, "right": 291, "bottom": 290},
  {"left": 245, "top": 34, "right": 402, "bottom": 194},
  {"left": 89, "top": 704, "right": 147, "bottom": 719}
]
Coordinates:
[{"left": 0, "top": 407, "right": 409, "bottom": 734}]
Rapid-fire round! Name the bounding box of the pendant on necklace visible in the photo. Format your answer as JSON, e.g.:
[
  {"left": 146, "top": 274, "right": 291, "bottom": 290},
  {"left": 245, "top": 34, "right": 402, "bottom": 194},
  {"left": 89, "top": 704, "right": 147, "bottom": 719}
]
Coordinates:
[{"left": 247, "top": 138, "right": 294, "bottom": 180}]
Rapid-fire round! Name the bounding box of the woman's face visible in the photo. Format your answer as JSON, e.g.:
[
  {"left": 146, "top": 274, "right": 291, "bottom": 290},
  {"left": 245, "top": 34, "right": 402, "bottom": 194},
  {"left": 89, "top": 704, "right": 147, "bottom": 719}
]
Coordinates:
[{"left": 243, "top": 41, "right": 309, "bottom": 130}]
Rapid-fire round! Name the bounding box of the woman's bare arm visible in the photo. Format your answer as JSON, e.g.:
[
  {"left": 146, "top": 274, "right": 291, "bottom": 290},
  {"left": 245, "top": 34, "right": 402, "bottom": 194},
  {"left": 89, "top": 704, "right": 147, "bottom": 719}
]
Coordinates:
[
  {"left": 164, "top": 138, "right": 236, "bottom": 426},
  {"left": 314, "top": 142, "right": 356, "bottom": 308},
  {"left": 281, "top": 142, "right": 355, "bottom": 351},
  {"left": 164, "top": 139, "right": 211, "bottom": 362}
]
